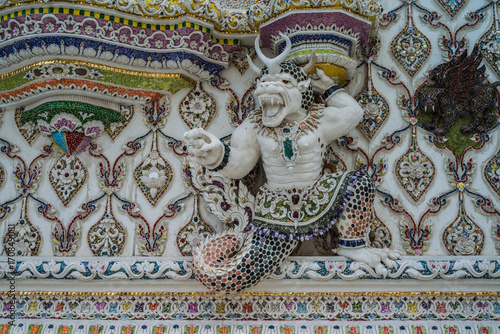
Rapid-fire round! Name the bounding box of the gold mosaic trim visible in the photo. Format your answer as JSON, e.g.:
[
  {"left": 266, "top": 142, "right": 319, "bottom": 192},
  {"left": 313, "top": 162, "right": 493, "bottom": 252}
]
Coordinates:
[
  {"left": 0, "top": 6, "right": 239, "bottom": 44},
  {"left": 2, "top": 291, "right": 498, "bottom": 297},
  {"left": 0, "top": 60, "right": 195, "bottom": 84}
]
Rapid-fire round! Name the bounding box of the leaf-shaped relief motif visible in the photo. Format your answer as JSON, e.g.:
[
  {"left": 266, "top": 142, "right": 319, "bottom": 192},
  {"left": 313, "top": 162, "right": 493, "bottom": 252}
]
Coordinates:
[
  {"left": 105, "top": 105, "right": 135, "bottom": 140},
  {"left": 443, "top": 202, "right": 484, "bottom": 256},
  {"left": 134, "top": 132, "right": 173, "bottom": 206},
  {"left": 15, "top": 107, "right": 39, "bottom": 144},
  {"left": 231, "top": 46, "right": 256, "bottom": 74},
  {"left": 88, "top": 197, "right": 126, "bottom": 256},
  {"left": 395, "top": 145, "right": 435, "bottom": 202},
  {"left": 49, "top": 155, "right": 87, "bottom": 206},
  {"left": 176, "top": 195, "right": 215, "bottom": 256},
  {"left": 484, "top": 147, "right": 500, "bottom": 198},
  {"left": 180, "top": 82, "right": 217, "bottom": 129},
  {"left": 369, "top": 211, "right": 392, "bottom": 249},
  {"left": 436, "top": 0, "right": 468, "bottom": 17},
  {"left": 391, "top": 19, "right": 431, "bottom": 76},
  {"left": 356, "top": 79, "right": 390, "bottom": 140},
  {"left": 479, "top": 22, "right": 500, "bottom": 77},
  {"left": 3, "top": 215, "right": 41, "bottom": 256}
]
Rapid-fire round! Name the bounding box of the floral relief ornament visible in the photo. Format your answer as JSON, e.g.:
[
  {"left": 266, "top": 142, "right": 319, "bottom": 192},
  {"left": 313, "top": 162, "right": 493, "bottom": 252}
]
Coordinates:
[
  {"left": 49, "top": 154, "right": 87, "bottom": 206},
  {"left": 390, "top": 6, "right": 430, "bottom": 76},
  {"left": 3, "top": 214, "right": 41, "bottom": 256},
  {"left": 87, "top": 196, "right": 126, "bottom": 256},
  {"left": 134, "top": 102, "right": 173, "bottom": 206},
  {"left": 355, "top": 77, "right": 390, "bottom": 139},
  {"left": 369, "top": 211, "right": 392, "bottom": 249},
  {"left": 135, "top": 145, "right": 173, "bottom": 205},
  {"left": 15, "top": 107, "right": 38, "bottom": 144},
  {"left": 395, "top": 142, "right": 435, "bottom": 202},
  {"left": 176, "top": 194, "right": 215, "bottom": 256},
  {"left": 231, "top": 46, "right": 257, "bottom": 74},
  {"left": 180, "top": 81, "right": 217, "bottom": 129},
  {"left": 443, "top": 194, "right": 484, "bottom": 256},
  {"left": 484, "top": 146, "right": 500, "bottom": 198},
  {"left": 436, "top": 0, "right": 468, "bottom": 17},
  {"left": 478, "top": 12, "right": 500, "bottom": 77}
]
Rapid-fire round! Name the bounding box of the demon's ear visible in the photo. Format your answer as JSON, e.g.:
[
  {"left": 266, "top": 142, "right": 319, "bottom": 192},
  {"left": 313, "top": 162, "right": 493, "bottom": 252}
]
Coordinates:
[{"left": 297, "top": 79, "right": 311, "bottom": 93}]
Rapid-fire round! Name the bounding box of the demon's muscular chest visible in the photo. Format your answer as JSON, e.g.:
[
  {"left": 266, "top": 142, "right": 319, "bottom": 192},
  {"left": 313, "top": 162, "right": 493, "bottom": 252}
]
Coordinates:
[{"left": 249, "top": 105, "right": 327, "bottom": 188}]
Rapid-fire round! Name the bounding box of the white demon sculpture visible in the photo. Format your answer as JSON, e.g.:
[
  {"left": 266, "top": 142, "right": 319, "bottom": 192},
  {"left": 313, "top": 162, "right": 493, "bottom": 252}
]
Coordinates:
[{"left": 185, "top": 35, "right": 399, "bottom": 293}]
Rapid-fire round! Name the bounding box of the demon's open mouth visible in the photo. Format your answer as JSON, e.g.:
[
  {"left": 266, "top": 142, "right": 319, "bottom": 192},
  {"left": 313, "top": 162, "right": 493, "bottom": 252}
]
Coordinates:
[{"left": 258, "top": 94, "right": 285, "bottom": 125}]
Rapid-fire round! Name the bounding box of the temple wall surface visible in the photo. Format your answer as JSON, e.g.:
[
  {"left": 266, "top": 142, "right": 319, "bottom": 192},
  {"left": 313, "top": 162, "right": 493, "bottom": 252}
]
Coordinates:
[{"left": 0, "top": 0, "right": 499, "bottom": 332}]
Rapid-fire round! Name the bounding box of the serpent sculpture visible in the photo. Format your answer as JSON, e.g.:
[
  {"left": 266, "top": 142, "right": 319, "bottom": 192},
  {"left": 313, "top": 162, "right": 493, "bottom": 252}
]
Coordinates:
[{"left": 185, "top": 35, "right": 400, "bottom": 293}]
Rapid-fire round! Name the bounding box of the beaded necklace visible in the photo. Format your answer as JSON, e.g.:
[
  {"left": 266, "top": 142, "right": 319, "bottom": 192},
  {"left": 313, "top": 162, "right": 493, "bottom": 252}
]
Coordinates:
[{"left": 249, "top": 104, "right": 324, "bottom": 173}]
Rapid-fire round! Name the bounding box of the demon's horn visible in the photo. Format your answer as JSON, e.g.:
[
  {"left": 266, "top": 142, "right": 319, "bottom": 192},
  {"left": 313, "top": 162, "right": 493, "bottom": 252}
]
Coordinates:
[
  {"left": 254, "top": 33, "right": 292, "bottom": 75},
  {"left": 302, "top": 50, "right": 317, "bottom": 74},
  {"left": 247, "top": 54, "right": 261, "bottom": 75}
]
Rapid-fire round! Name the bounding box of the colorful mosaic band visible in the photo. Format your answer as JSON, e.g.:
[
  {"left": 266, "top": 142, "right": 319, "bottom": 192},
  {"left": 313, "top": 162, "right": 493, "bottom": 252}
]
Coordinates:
[
  {"left": 0, "top": 323, "right": 498, "bottom": 334},
  {"left": 0, "top": 0, "right": 379, "bottom": 32},
  {"left": 339, "top": 238, "right": 366, "bottom": 248},
  {"left": 1, "top": 257, "right": 499, "bottom": 281},
  {"left": 1, "top": 291, "right": 499, "bottom": 321}
]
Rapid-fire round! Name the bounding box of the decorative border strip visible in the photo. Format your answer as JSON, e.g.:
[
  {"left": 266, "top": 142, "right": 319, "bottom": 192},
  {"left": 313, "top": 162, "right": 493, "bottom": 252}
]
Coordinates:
[
  {"left": 0, "top": 60, "right": 195, "bottom": 81},
  {"left": 1, "top": 257, "right": 499, "bottom": 281},
  {"left": 0, "top": 36, "right": 227, "bottom": 76},
  {"left": 0, "top": 322, "right": 498, "bottom": 334},
  {"left": 1, "top": 291, "right": 499, "bottom": 321},
  {"left": 0, "top": 7, "right": 239, "bottom": 45},
  {"left": 0, "top": 0, "right": 378, "bottom": 32}
]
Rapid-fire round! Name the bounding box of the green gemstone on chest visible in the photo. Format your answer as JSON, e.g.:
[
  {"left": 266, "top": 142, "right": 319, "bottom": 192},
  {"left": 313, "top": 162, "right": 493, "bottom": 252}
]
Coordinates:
[{"left": 284, "top": 138, "right": 294, "bottom": 159}]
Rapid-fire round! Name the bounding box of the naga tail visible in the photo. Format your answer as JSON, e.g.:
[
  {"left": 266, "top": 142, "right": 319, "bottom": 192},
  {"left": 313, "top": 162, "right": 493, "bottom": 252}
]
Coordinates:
[{"left": 193, "top": 230, "right": 298, "bottom": 294}]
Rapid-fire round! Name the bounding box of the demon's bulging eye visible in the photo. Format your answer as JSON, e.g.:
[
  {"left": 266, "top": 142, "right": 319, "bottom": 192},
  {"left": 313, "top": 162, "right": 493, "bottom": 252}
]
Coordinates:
[{"left": 282, "top": 79, "right": 290, "bottom": 84}]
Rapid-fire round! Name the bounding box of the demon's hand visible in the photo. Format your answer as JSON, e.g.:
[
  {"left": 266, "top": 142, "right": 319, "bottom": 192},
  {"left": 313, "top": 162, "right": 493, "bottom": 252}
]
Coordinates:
[
  {"left": 184, "top": 128, "right": 224, "bottom": 168},
  {"left": 309, "top": 68, "right": 338, "bottom": 95}
]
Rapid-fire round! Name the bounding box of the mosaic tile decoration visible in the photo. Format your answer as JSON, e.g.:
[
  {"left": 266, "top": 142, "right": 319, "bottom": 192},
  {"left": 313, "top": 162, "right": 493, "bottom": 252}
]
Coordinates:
[
  {"left": 176, "top": 195, "right": 215, "bottom": 256},
  {"left": 436, "top": 0, "right": 468, "bottom": 17},
  {"left": 3, "top": 215, "right": 41, "bottom": 257},
  {"left": 0, "top": 0, "right": 499, "bottom": 328},
  {"left": 356, "top": 79, "right": 390, "bottom": 140},
  {"left": 0, "top": 0, "right": 380, "bottom": 33},
  {"left": 484, "top": 143, "right": 500, "bottom": 199},
  {"left": 0, "top": 36, "right": 228, "bottom": 80},
  {"left": 442, "top": 195, "right": 484, "bottom": 256},
  {"left": 391, "top": 19, "right": 431, "bottom": 76},
  {"left": 134, "top": 149, "right": 173, "bottom": 206},
  {"left": 1, "top": 323, "right": 499, "bottom": 334},
  {"left": 87, "top": 197, "right": 126, "bottom": 256},
  {"left": 478, "top": 20, "right": 500, "bottom": 77},
  {"left": 1, "top": 77, "right": 166, "bottom": 104},
  {"left": 180, "top": 82, "right": 217, "bottom": 129},
  {"left": 395, "top": 144, "right": 435, "bottom": 202},
  {"left": 49, "top": 155, "right": 88, "bottom": 206},
  {"left": 1, "top": 258, "right": 499, "bottom": 281},
  {"left": 0, "top": 8, "right": 239, "bottom": 45},
  {"left": 1, "top": 291, "right": 499, "bottom": 321}
]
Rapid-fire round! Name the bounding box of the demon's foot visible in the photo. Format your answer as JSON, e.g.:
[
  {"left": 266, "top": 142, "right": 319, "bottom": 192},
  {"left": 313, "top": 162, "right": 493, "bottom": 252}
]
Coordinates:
[{"left": 336, "top": 247, "right": 401, "bottom": 276}]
